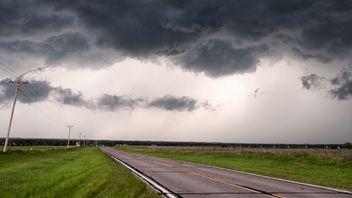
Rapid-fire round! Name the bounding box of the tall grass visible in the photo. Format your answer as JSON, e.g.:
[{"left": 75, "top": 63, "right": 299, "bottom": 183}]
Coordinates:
[{"left": 0, "top": 147, "right": 159, "bottom": 198}]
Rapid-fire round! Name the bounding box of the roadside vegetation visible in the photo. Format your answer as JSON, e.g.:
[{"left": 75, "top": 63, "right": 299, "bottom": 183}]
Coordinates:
[
  {"left": 0, "top": 147, "right": 159, "bottom": 198},
  {"left": 114, "top": 145, "right": 352, "bottom": 191}
]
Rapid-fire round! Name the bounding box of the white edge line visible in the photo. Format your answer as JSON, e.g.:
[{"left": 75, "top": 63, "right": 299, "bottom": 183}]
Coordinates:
[
  {"left": 103, "top": 147, "right": 352, "bottom": 195},
  {"left": 105, "top": 151, "right": 178, "bottom": 198},
  {"left": 189, "top": 161, "right": 352, "bottom": 194}
]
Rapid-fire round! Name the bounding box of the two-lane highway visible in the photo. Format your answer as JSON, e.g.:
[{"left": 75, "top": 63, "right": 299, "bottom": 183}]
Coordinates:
[{"left": 100, "top": 147, "right": 351, "bottom": 198}]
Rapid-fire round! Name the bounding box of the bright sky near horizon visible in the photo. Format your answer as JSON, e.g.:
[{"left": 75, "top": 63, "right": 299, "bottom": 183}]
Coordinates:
[{"left": 1, "top": 0, "right": 352, "bottom": 144}]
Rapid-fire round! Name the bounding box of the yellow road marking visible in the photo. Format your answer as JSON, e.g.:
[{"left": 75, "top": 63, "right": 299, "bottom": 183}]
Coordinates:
[
  {"left": 138, "top": 157, "right": 286, "bottom": 198},
  {"left": 114, "top": 151, "right": 285, "bottom": 198}
]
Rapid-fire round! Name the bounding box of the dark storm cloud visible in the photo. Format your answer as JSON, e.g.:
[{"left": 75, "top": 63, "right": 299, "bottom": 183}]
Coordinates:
[
  {"left": 0, "top": 32, "right": 89, "bottom": 64},
  {"left": 46, "top": 0, "right": 203, "bottom": 57},
  {"left": 176, "top": 39, "right": 268, "bottom": 77},
  {"left": 330, "top": 69, "right": 352, "bottom": 100},
  {"left": 45, "top": 33, "right": 90, "bottom": 63},
  {"left": 301, "top": 73, "right": 325, "bottom": 90},
  {"left": 291, "top": 48, "right": 332, "bottom": 63},
  {"left": 3, "top": 0, "right": 352, "bottom": 76},
  {"left": 148, "top": 95, "right": 198, "bottom": 111},
  {"left": 0, "top": 0, "right": 73, "bottom": 36}
]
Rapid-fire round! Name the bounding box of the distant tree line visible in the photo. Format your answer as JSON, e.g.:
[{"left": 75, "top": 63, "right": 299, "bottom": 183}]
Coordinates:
[
  {"left": 0, "top": 138, "right": 350, "bottom": 149},
  {"left": 344, "top": 142, "right": 352, "bottom": 149}
]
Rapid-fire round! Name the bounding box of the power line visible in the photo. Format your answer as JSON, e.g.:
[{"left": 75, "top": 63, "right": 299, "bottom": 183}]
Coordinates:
[
  {"left": 0, "top": 66, "right": 17, "bottom": 79},
  {"left": 0, "top": 73, "right": 7, "bottom": 79},
  {"left": 19, "top": 75, "right": 68, "bottom": 125},
  {"left": 19, "top": 90, "right": 66, "bottom": 126},
  {"left": 0, "top": 62, "right": 18, "bottom": 74},
  {"left": 0, "top": 62, "right": 69, "bottom": 126},
  {"left": 21, "top": 84, "right": 68, "bottom": 125},
  {"left": 1, "top": 62, "right": 75, "bottom": 146},
  {"left": 0, "top": 62, "right": 18, "bottom": 78}
]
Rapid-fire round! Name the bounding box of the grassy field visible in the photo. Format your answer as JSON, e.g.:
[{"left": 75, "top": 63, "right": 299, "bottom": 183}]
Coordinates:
[
  {"left": 0, "top": 147, "right": 159, "bottom": 198},
  {"left": 114, "top": 145, "right": 352, "bottom": 191}
]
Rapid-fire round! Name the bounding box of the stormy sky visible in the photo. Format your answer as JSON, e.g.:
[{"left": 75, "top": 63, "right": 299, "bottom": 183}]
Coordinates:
[{"left": 1, "top": 0, "right": 352, "bottom": 143}]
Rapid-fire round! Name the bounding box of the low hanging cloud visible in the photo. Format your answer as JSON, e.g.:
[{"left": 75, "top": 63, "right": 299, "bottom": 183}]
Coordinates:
[
  {"left": 97, "top": 94, "right": 142, "bottom": 111},
  {"left": 301, "top": 68, "right": 352, "bottom": 100},
  {"left": 300, "top": 73, "right": 325, "bottom": 90},
  {"left": 1, "top": 0, "right": 352, "bottom": 77},
  {"left": 147, "top": 95, "right": 198, "bottom": 111},
  {"left": 248, "top": 88, "right": 267, "bottom": 98},
  {"left": 0, "top": 79, "right": 51, "bottom": 104},
  {"left": 330, "top": 69, "right": 352, "bottom": 100},
  {"left": 52, "top": 88, "right": 88, "bottom": 107},
  {"left": 0, "top": 79, "right": 87, "bottom": 105},
  {"left": 0, "top": 79, "right": 209, "bottom": 111}
]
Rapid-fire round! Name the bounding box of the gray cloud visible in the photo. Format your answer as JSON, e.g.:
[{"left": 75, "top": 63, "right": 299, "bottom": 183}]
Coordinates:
[
  {"left": 330, "top": 69, "right": 352, "bottom": 100},
  {"left": 148, "top": 95, "right": 198, "bottom": 111},
  {"left": 51, "top": 0, "right": 352, "bottom": 65},
  {"left": 0, "top": 79, "right": 51, "bottom": 104},
  {"left": 0, "top": 79, "right": 207, "bottom": 111},
  {"left": 1, "top": 0, "right": 351, "bottom": 77},
  {"left": 96, "top": 94, "right": 211, "bottom": 112},
  {"left": 300, "top": 68, "right": 352, "bottom": 100},
  {"left": 291, "top": 48, "right": 332, "bottom": 63},
  {"left": 301, "top": 73, "right": 325, "bottom": 90},
  {"left": 52, "top": 87, "right": 87, "bottom": 107},
  {"left": 175, "top": 39, "right": 268, "bottom": 77},
  {"left": 44, "top": 33, "right": 90, "bottom": 63},
  {"left": 249, "top": 88, "right": 266, "bottom": 98},
  {"left": 96, "top": 94, "right": 142, "bottom": 111},
  {"left": 0, "top": 79, "right": 85, "bottom": 105}
]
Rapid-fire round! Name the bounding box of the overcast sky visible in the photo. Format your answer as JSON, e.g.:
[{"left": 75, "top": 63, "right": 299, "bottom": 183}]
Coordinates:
[{"left": 1, "top": 0, "right": 352, "bottom": 144}]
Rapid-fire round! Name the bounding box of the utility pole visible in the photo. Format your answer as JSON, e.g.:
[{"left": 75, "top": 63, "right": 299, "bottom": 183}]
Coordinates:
[
  {"left": 3, "top": 79, "right": 28, "bottom": 153},
  {"left": 66, "top": 125, "right": 73, "bottom": 148},
  {"left": 79, "top": 132, "right": 82, "bottom": 146}
]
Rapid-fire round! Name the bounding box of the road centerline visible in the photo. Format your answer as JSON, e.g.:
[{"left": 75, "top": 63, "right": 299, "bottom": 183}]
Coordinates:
[{"left": 141, "top": 157, "right": 285, "bottom": 198}]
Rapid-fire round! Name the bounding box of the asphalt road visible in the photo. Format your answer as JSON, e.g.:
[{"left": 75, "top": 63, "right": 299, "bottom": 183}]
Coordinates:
[{"left": 100, "top": 147, "right": 351, "bottom": 198}]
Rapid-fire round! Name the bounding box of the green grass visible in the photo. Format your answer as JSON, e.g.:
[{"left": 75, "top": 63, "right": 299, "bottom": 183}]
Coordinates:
[
  {"left": 114, "top": 146, "right": 352, "bottom": 191},
  {"left": 0, "top": 147, "right": 159, "bottom": 198}
]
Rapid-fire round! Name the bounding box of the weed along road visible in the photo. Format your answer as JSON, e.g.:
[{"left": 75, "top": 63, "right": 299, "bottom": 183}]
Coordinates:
[{"left": 100, "top": 147, "right": 351, "bottom": 198}]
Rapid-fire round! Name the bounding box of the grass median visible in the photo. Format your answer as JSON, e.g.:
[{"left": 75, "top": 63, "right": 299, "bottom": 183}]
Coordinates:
[
  {"left": 114, "top": 145, "right": 352, "bottom": 191},
  {"left": 0, "top": 147, "right": 159, "bottom": 198}
]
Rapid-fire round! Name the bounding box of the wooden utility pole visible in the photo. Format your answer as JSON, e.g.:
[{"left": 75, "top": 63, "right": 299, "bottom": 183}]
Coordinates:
[
  {"left": 66, "top": 125, "right": 73, "bottom": 148},
  {"left": 3, "top": 79, "right": 28, "bottom": 152},
  {"left": 79, "top": 132, "right": 82, "bottom": 146}
]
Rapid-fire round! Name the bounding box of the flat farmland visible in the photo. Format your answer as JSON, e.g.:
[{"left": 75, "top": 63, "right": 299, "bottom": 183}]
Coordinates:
[
  {"left": 0, "top": 147, "right": 158, "bottom": 198},
  {"left": 114, "top": 145, "right": 352, "bottom": 191}
]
